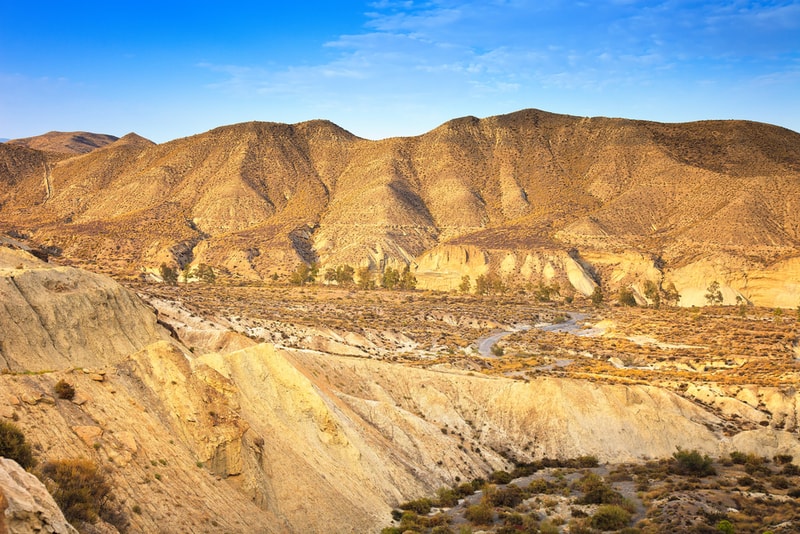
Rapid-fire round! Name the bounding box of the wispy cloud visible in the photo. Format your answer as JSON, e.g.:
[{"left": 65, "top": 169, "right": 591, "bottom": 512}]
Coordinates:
[{"left": 196, "top": 0, "right": 800, "bottom": 136}]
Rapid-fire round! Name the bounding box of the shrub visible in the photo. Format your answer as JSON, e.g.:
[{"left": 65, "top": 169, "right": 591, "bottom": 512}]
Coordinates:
[
  {"left": 671, "top": 448, "right": 716, "bottom": 477},
  {"left": 54, "top": 380, "right": 75, "bottom": 400},
  {"left": 617, "top": 288, "right": 637, "bottom": 307},
  {"left": 399, "top": 497, "right": 433, "bottom": 515},
  {"left": 464, "top": 502, "right": 494, "bottom": 525},
  {"left": 773, "top": 454, "right": 793, "bottom": 465},
  {"left": 590, "top": 286, "right": 604, "bottom": 306},
  {"left": 455, "top": 481, "right": 477, "bottom": 497},
  {"left": 39, "top": 458, "right": 126, "bottom": 530},
  {"left": 528, "top": 478, "right": 555, "bottom": 494},
  {"left": 487, "top": 484, "right": 524, "bottom": 508},
  {"left": 576, "top": 455, "right": 600, "bottom": 468},
  {"left": 435, "top": 487, "right": 459, "bottom": 507},
  {"left": 716, "top": 520, "right": 735, "bottom": 534},
  {"left": 576, "top": 473, "right": 623, "bottom": 505},
  {"left": 590, "top": 505, "right": 631, "bottom": 530},
  {"left": 770, "top": 475, "right": 790, "bottom": 489},
  {"left": 781, "top": 463, "right": 800, "bottom": 476},
  {"left": 729, "top": 451, "right": 747, "bottom": 464},
  {"left": 0, "top": 420, "right": 35, "bottom": 469},
  {"left": 488, "top": 470, "right": 513, "bottom": 484}
]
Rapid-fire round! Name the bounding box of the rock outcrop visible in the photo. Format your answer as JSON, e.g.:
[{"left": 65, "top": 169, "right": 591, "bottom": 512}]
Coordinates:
[
  {"left": 0, "top": 247, "right": 168, "bottom": 371},
  {"left": 0, "top": 458, "right": 78, "bottom": 534}
]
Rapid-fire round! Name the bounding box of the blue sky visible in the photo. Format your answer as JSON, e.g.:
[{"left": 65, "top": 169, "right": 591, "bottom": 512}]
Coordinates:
[{"left": 2, "top": 1, "right": 799, "bottom": 142}]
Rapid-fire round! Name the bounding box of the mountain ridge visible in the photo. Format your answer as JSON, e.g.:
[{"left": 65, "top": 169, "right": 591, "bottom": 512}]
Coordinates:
[
  {"left": 6, "top": 131, "right": 121, "bottom": 155},
  {"left": 1, "top": 108, "right": 799, "bottom": 306}
]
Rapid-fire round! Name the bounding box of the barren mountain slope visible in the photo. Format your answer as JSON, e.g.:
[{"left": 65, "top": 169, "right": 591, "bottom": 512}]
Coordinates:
[
  {"left": 1, "top": 109, "right": 798, "bottom": 305},
  {"left": 6, "top": 131, "right": 120, "bottom": 155}
]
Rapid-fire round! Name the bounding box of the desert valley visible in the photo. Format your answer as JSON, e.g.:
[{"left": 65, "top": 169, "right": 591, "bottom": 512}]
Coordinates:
[{"left": 1, "top": 109, "right": 799, "bottom": 533}]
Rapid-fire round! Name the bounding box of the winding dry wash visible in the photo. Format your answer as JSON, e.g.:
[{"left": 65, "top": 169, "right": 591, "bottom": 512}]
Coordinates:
[{"left": 1, "top": 110, "right": 799, "bottom": 533}]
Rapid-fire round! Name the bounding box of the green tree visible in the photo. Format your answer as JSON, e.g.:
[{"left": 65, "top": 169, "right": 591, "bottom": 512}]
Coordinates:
[
  {"left": 289, "top": 263, "right": 318, "bottom": 286},
  {"left": 475, "top": 274, "right": 490, "bottom": 295},
  {"left": 336, "top": 265, "right": 355, "bottom": 285},
  {"left": 181, "top": 264, "right": 192, "bottom": 283},
  {"left": 490, "top": 273, "right": 507, "bottom": 294},
  {"left": 643, "top": 280, "right": 661, "bottom": 307},
  {"left": 159, "top": 263, "right": 178, "bottom": 285},
  {"left": 705, "top": 280, "right": 723, "bottom": 305},
  {"left": 398, "top": 265, "right": 417, "bottom": 290},
  {"left": 382, "top": 267, "right": 400, "bottom": 289},
  {"left": 196, "top": 263, "right": 215, "bottom": 284},
  {"left": 356, "top": 266, "right": 374, "bottom": 290},
  {"left": 459, "top": 275, "right": 471, "bottom": 294},
  {"left": 617, "top": 287, "right": 637, "bottom": 307},
  {"left": 324, "top": 268, "right": 337, "bottom": 283},
  {"left": 534, "top": 282, "right": 552, "bottom": 302},
  {"left": 590, "top": 286, "right": 604, "bottom": 306},
  {"left": 289, "top": 264, "right": 311, "bottom": 286},
  {"left": 662, "top": 282, "right": 680, "bottom": 306}
]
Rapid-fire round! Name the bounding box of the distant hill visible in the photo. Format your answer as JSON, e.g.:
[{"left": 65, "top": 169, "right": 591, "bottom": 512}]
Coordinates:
[
  {"left": 6, "top": 131, "right": 120, "bottom": 154},
  {"left": 1, "top": 109, "right": 799, "bottom": 306}
]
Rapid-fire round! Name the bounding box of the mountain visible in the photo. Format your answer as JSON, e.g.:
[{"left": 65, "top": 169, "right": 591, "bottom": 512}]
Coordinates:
[
  {"left": 1, "top": 109, "right": 799, "bottom": 306},
  {"left": 6, "top": 131, "right": 120, "bottom": 155}
]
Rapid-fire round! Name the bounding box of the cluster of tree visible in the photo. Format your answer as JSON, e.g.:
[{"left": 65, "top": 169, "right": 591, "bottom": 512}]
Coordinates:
[
  {"left": 381, "top": 266, "right": 417, "bottom": 290},
  {"left": 159, "top": 263, "right": 215, "bottom": 285},
  {"left": 643, "top": 280, "right": 680, "bottom": 307},
  {"left": 532, "top": 281, "right": 561, "bottom": 302},
  {"left": 323, "top": 264, "right": 355, "bottom": 285},
  {"left": 457, "top": 273, "right": 511, "bottom": 295},
  {"left": 290, "top": 263, "right": 416, "bottom": 291},
  {"left": 590, "top": 280, "right": 682, "bottom": 308},
  {"left": 184, "top": 263, "right": 216, "bottom": 284},
  {"left": 289, "top": 262, "right": 319, "bottom": 286}
]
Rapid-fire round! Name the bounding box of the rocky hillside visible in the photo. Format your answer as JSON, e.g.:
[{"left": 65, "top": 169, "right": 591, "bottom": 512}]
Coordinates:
[
  {"left": 6, "top": 131, "right": 119, "bottom": 155},
  {"left": 0, "top": 109, "right": 799, "bottom": 306}
]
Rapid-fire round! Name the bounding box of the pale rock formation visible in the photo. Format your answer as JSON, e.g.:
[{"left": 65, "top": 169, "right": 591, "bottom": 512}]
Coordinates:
[
  {"left": 0, "top": 458, "right": 78, "bottom": 534},
  {"left": 0, "top": 248, "right": 168, "bottom": 371}
]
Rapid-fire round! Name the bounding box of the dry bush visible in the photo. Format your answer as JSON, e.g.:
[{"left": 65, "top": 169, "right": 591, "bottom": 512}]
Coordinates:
[
  {"left": 39, "top": 458, "right": 128, "bottom": 531},
  {"left": 54, "top": 379, "right": 75, "bottom": 400},
  {"left": 0, "top": 420, "right": 35, "bottom": 469}
]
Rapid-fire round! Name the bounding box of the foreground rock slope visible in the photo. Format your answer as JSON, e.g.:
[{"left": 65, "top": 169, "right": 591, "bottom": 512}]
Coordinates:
[{"left": 1, "top": 245, "right": 798, "bottom": 532}]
